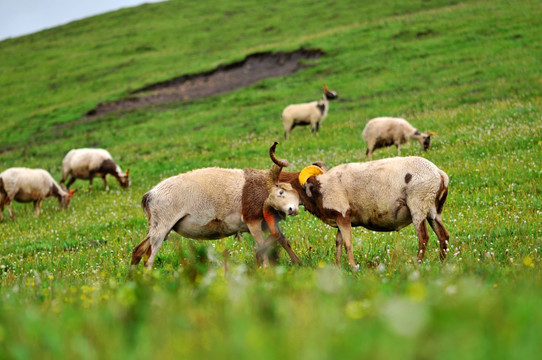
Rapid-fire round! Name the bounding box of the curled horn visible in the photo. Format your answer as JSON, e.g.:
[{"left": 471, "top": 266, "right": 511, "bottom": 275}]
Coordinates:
[{"left": 268, "top": 142, "right": 289, "bottom": 185}]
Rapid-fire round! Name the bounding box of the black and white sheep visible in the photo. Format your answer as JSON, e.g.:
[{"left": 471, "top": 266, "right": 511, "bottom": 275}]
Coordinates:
[
  {"left": 0, "top": 167, "right": 75, "bottom": 220},
  {"left": 60, "top": 148, "right": 130, "bottom": 191},
  {"left": 279, "top": 156, "right": 450, "bottom": 270},
  {"left": 362, "top": 117, "right": 434, "bottom": 160},
  {"left": 131, "top": 143, "right": 302, "bottom": 269},
  {"left": 281, "top": 85, "right": 338, "bottom": 139}
]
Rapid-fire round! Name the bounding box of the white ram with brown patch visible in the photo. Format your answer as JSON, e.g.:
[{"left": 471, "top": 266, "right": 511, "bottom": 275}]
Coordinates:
[
  {"left": 362, "top": 117, "right": 434, "bottom": 160},
  {"left": 279, "top": 156, "right": 450, "bottom": 270},
  {"left": 281, "top": 85, "right": 338, "bottom": 139},
  {"left": 60, "top": 148, "right": 130, "bottom": 191},
  {"left": 131, "top": 143, "right": 301, "bottom": 269},
  {"left": 0, "top": 167, "right": 75, "bottom": 220}
]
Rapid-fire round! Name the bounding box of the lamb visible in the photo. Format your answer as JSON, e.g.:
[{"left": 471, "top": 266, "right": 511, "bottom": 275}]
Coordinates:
[
  {"left": 131, "top": 142, "right": 302, "bottom": 269},
  {"left": 278, "top": 156, "right": 450, "bottom": 270},
  {"left": 0, "top": 167, "right": 75, "bottom": 220},
  {"left": 60, "top": 148, "right": 130, "bottom": 191},
  {"left": 281, "top": 84, "right": 338, "bottom": 139},
  {"left": 362, "top": 117, "right": 434, "bottom": 160}
]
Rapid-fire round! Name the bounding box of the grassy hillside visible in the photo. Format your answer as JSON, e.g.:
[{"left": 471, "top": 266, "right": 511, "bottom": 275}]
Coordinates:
[{"left": 0, "top": 0, "right": 541, "bottom": 359}]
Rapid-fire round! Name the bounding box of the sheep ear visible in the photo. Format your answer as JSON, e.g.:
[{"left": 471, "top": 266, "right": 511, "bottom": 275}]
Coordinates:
[
  {"left": 299, "top": 165, "right": 324, "bottom": 186},
  {"left": 324, "top": 84, "right": 329, "bottom": 92},
  {"left": 428, "top": 132, "right": 436, "bottom": 137},
  {"left": 125, "top": 169, "right": 130, "bottom": 176},
  {"left": 68, "top": 189, "right": 76, "bottom": 197}
]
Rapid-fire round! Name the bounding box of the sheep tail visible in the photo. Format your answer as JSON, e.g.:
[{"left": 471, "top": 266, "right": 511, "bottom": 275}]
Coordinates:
[
  {"left": 436, "top": 170, "right": 449, "bottom": 215},
  {"left": 141, "top": 192, "right": 152, "bottom": 218}
]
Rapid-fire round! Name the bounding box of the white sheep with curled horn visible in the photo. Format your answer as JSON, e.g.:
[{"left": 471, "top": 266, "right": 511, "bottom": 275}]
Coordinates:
[
  {"left": 281, "top": 84, "right": 338, "bottom": 139},
  {"left": 278, "top": 156, "right": 450, "bottom": 270},
  {"left": 131, "top": 142, "right": 302, "bottom": 269},
  {"left": 362, "top": 117, "right": 435, "bottom": 160}
]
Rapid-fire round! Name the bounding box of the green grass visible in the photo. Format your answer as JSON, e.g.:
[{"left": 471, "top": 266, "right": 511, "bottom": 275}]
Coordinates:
[{"left": 1, "top": 0, "right": 541, "bottom": 358}]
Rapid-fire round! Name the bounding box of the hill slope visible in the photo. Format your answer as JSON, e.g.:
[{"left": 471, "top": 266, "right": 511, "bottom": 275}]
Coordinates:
[{"left": 0, "top": 0, "right": 541, "bottom": 359}]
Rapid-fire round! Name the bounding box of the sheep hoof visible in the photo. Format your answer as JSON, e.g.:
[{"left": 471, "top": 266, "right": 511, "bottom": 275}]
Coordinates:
[{"left": 351, "top": 264, "right": 360, "bottom": 273}]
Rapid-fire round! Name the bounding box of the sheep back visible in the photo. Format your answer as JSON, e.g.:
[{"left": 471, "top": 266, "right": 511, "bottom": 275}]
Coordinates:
[
  {"left": 312, "top": 157, "right": 445, "bottom": 231},
  {"left": 0, "top": 168, "right": 59, "bottom": 202},
  {"left": 62, "top": 148, "right": 118, "bottom": 179},
  {"left": 362, "top": 117, "right": 415, "bottom": 147}
]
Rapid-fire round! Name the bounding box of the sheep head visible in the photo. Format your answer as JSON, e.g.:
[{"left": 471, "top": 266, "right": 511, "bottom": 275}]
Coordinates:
[
  {"left": 414, "top": 130, "right": 434, "bottom": 151},
  {"left": 265, "top": 142, "right": 299, "bottom": 216},
  {"left": 323, "top": 84, "right": 338, "bottom": 100},
  {"left": 119, "top": 169, "right": 131, "bottom": 188},
  {"left": 60, "top": 189, "right": 76, "bottom": 209}
]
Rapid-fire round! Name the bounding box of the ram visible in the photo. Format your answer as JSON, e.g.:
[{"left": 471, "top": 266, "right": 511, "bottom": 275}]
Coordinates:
[
  {"left": 281, "top": 85, "right": 338, "bottom": 139},
  {"left": 362, "top": 117, "right": 434, "bottom": 160},
  {"left": 131, "top": 143, "right": 302, "bottom": 269},
  {"left": 0, "top": 167, "right": 75, "bottom": 220},
  {"left": 279, "top": 156, "right": 450, "bottom": 270},
  {"left": 60, "top": 148, "right": 130, "bottom": 191}
]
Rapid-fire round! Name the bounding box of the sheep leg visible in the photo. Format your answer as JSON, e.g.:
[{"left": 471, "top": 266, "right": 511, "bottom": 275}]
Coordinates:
[
  {"left": 131, "top": 235, "right": 152, "bottom": 267},
  {"left": 102, "top": 176, "right": 109, "bottom": 191},
  {"left": 6, "top": 198, "right": 15, "bottom": 220},
  {"left": 428, "top": 216, "right": 450, "bottom": 260},
  {"left": 335, "top": 230, "right": 343, "bottom": 265},
  {"left": 276, "top": 233, "right": 302, "bottom": 265},
  {"left": 88, "top": 174, "right": 95, "bottom": 191},
  {"left": 413, "top": 218, "right": 430, "bottom": 262},
  {"left": 396, "top": 143, "right": 401, "bottom": 156},
  {"left": 366, "top": 141, "right": 375, "bottom": 161},
  {"left": 336, "top": 215, "right": 358, "bottom": 270},
  {"left": 246, "top": 220, "right": 270, "bottom": 267},
  {"left": 267, "top": 213, "right": 302, "bottom": 265},
  {"left": 256, "top": 234, "right": 277, "bottom": 265},
  {"left": 65, "top": 176, "right": 76, "bottom": 190},
  {"left": 284, "top": 123, "right": 294, "bottom": 140},
  {"left": 33, "top": 200, "right": 42, "bottom": 217},
  {"left": 0, "top": 193, "right": 6, "bottom": 221},
  {"left": 144, "top": 229, "right": 170, "bottom": 270}
]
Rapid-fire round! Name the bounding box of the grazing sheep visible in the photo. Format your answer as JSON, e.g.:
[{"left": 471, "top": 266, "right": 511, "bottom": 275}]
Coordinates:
[
  {"left": 362, "top": 117, "right": 434, "bottom": 160},
  {"left": 60, "top": 148, "right": 130, "bottom": 191},
  {"left": 131, "top": 143, "right": 302, "bottom": 269},
  {"left": 279, "top": 156, "right": 450, "bottom": 270},
  {"left": 282, "top": 84, "right": 338, "bottom": 139},
  {"left": 0, "top": 167, "right": 75, "bottom": 220}
]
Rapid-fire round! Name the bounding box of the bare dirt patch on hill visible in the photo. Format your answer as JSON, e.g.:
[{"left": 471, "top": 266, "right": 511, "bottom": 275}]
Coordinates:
[{"left": 85, "top": 48, "right": 324, "bottom": 118}]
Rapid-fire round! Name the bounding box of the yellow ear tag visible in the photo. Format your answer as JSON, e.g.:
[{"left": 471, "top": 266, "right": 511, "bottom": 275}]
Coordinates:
[{"left": 299, "top": 165, "right": 325, "bottom": 186}]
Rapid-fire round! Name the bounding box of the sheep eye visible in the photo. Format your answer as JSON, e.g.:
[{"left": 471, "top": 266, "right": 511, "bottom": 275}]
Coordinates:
[{"left": 279, "top": 190, "right": 284, "bottom": 195}]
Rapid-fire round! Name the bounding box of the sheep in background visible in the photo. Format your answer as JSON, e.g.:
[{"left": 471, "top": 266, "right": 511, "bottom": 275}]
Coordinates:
[
  {"left": 60, "top": 148, "right": 130, "bottom": 191},
  {"left": 0, "top": 167, "right": 75, "bottom": 220},
  {"left": 362, "top": 117, "right": 434, "bottom": 160},
  {"left": 281, "top": 84, "right": 338, "bottom": 139}
]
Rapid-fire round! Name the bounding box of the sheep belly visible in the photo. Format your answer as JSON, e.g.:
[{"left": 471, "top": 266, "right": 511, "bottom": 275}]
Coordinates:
[
  {"left": 349, "top": 199, "right": 412, "bottom": 232},
  {"left": 13, "top": 189, "right": 43, "bottom": 202},
  {"left": 172, "top": 212, "right": 248, "bottom": 240}
]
